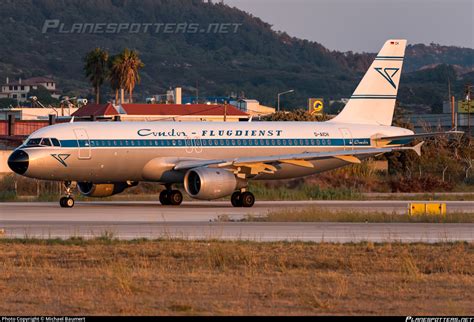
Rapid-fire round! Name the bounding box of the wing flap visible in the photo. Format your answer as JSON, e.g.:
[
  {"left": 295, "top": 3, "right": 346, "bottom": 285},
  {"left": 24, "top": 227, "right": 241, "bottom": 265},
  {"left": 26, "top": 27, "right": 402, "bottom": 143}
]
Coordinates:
[
  {"left": 334, "top": 155, "right": 361, "bottom": 164},
  {"left": 173, "top": 147, "right": 394, "bottom": 171}
]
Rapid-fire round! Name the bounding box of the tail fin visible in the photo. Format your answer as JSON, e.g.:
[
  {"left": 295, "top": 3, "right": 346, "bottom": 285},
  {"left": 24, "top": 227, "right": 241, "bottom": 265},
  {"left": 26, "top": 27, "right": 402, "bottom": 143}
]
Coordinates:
[{"left": 330, "top": 39, "right": 407, "bottom": 126}]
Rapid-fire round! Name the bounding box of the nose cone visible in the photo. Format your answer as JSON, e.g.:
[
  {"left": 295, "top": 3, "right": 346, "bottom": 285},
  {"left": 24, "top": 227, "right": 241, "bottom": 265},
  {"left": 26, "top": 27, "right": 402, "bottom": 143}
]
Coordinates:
[{"left": 8, "top": 149, "right": 29, "bottom": 175}]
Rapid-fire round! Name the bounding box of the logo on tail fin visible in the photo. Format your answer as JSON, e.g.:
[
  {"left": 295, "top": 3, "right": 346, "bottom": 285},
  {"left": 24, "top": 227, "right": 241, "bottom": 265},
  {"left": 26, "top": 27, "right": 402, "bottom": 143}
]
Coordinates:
[{"left": 374, "top": 67, "right": 400, "bottom": 89}]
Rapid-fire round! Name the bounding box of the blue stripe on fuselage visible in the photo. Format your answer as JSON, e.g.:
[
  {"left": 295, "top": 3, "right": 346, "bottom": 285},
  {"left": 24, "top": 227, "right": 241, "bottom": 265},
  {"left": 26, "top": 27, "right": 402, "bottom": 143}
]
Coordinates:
[{"left": 59, "top": 138, "right": 373, "bottom": 148}]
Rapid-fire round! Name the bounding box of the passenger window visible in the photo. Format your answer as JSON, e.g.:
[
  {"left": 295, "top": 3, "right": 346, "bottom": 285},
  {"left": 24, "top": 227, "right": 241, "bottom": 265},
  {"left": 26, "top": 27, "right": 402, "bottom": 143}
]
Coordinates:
[{"left": 40, "top": 138, "right": 52, "bottom": 146}]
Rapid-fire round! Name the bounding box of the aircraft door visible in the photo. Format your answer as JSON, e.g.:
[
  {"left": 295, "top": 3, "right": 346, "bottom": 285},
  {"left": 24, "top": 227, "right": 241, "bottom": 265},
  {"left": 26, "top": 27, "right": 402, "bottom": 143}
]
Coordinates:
[
  {"left": 73, "top": 128, "right": 92, "bottom": 159},
  {"left": 339, "top": 128, "right": 353, "bottom": 150}
]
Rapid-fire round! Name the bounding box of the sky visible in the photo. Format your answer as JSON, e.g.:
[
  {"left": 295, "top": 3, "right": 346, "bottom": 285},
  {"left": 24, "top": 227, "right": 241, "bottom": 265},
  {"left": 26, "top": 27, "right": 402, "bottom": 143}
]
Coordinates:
[{"left": 224, "top": 0, "right": 474, "bottom": 52}]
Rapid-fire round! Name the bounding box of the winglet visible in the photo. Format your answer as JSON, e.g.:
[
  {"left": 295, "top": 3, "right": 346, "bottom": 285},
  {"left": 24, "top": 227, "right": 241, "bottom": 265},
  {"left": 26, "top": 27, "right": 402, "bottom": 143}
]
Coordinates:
[
  {"left": 413, "top": 141, "right": 424, "bottom": 156},
  {"left": 70, "top": 116, "right": 75, "bottom": 123}
]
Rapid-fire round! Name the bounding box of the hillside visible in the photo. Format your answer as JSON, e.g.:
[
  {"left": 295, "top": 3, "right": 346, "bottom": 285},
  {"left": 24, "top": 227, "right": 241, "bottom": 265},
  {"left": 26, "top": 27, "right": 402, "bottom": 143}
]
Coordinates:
[{"left": 0, "top": 0, "right": 472, "bottom": 111}]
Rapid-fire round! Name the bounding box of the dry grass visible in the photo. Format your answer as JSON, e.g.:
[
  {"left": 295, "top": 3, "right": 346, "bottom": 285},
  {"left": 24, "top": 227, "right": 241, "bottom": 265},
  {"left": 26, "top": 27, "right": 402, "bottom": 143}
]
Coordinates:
[{"left": 0, "top": 239, "right": 472, "bottom": 315}]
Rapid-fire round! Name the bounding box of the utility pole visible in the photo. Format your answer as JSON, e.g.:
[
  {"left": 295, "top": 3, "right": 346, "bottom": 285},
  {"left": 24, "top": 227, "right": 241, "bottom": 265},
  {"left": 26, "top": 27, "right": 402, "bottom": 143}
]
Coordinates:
[
  {"left": 466, "top": 84, "right": 472, "bottom": 136},
  {"left": 196, "top": 80, "right": 199, "bottom": 104},
  {"left": 448, "top": 78, "right": 454, "bottom": 129},
  {"left": 452, "top": 95, "right": 456, "bottom": 130}
]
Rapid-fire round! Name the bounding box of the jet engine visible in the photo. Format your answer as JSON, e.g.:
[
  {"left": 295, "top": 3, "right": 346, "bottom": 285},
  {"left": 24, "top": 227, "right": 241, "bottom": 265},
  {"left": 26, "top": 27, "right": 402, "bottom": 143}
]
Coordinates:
[
  {"left": 184, "top": 167, "right": 245, "bottom": 200},
  {"left": 77, "top": 182, "right": 137, "bottom": 198}
]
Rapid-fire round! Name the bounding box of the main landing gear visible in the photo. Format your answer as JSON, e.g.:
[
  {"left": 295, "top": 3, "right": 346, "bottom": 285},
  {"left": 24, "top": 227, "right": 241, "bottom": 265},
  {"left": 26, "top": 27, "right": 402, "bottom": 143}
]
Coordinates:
[
  {"left": 231, "top": 190, "right": 255, "bottom": 208},
  {"left": 159, "top": 185, "right": 183, "bottom": 206},
  {"left": 59, "top": 181, "right": 75, "bottom": 208}
]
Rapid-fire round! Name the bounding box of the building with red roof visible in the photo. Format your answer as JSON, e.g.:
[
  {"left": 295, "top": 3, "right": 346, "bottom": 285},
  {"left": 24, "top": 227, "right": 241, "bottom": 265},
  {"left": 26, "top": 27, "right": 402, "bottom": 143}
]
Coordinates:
[{"left": 72, "top": 103, "right": 249, "bottom": 122}]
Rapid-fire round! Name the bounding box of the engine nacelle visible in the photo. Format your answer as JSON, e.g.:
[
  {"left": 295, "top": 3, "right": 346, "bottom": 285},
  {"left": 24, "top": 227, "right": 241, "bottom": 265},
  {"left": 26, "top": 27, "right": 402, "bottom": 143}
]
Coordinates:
[
  {"left": 184, "top": 167, "right": 245, "bottom": 200},
  {"left": 77, "top": 182, "right": 137, "bottom": 198}
]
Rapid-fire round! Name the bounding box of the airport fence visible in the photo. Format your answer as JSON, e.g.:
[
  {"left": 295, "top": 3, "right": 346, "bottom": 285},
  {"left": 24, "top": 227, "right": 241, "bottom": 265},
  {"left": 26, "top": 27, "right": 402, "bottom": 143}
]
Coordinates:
[{"left": 0, "top": 174, "right": 62, "bottom": 200}]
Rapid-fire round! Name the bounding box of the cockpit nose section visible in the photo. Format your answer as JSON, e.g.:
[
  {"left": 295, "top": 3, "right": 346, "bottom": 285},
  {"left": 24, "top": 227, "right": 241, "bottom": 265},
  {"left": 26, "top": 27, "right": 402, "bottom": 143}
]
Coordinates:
[{"left": 7, "top": 149, "right": 29, "bottom": 175}]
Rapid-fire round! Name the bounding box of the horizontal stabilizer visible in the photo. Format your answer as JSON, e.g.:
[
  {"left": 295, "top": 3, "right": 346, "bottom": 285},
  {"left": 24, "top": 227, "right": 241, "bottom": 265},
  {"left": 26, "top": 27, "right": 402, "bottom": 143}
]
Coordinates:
[
  {"left": 378, "top": 130, "right": 463, "bottom": 141},
  {"left": 392, "top": 141, "right": 424, "bottom": 156}
]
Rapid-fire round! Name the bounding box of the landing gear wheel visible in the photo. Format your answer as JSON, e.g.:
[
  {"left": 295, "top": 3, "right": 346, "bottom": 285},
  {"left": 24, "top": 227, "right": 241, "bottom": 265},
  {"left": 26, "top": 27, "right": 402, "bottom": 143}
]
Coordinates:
[
  {"left": 60, "top": 196, "right": 74, "bottom": 208},
  {"left": 231, "top": 191, "right": 242, "bottom": 207},
  {"left": 169, "top": 190, "right": 183, "bottom": 206},
  {"left": 240, "top": 192, "right": 255, "bottom": 208},
  {"left": 59, "top": 181, "right": 75, "bottom": 208},
  {"left": 159, "top": 190, "right": 171, "bottom": 205}
]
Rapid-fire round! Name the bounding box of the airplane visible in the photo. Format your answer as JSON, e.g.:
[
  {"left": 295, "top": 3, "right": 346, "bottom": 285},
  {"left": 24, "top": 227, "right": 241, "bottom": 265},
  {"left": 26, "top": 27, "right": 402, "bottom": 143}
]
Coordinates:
[{"left": 7, "top": 39, "right": 461, "bottom": 208}]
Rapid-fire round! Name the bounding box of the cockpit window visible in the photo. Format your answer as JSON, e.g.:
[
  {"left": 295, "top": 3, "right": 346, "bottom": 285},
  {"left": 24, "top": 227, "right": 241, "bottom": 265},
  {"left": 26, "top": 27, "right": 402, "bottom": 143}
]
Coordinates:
[
  {"left": 51, "top": 138, "right": 61, "bottom": 147},
  {"left": 25, "top": 137, "right": 60, "bottom": 147},
  {"left": 40, "top": 138, "right": 52, "bottom": 146},
  {"left": 26, "top": 138, "right": 41, "bottom": 146}
]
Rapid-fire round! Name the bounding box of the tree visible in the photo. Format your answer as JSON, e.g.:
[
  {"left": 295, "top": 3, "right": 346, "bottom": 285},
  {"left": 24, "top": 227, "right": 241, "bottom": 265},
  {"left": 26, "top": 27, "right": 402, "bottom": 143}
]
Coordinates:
[
  {"left": 108, "top": 54, "right": 123, "bottom": 104},
  {"left": 84, "top": 48, "right": 109, "bottom": 104},
  {"left": 28, "top": 85, "right": 59, "bottom": 106},
  {"left": 0, "top": 98, "right": 17, "bottom": 109},
  {"left": 263, "top": 109, "right": 329, "bottom": 121},
  {"left": 109, "top": 48, "right": 144, "bottom": 103}
]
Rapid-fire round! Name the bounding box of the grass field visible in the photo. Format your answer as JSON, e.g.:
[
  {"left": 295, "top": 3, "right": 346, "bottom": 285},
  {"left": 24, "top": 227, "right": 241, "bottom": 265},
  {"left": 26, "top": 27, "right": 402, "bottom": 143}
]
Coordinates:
[{"left": 0, "top": 239, "right": 472, "bottom": 315}]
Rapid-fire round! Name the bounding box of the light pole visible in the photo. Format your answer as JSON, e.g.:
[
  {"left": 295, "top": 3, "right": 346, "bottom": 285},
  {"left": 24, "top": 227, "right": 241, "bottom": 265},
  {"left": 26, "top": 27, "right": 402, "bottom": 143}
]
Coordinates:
[
  {"left": 277, "top": 89, "right": 294, "bottom": 112},
  {"left": 466, "top": 84, "right": 472, "bottom": 136}
]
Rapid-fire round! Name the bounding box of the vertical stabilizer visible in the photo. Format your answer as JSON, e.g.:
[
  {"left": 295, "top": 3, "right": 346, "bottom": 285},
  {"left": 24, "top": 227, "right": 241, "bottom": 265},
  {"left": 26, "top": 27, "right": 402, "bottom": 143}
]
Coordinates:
[{"left": 330, "top": 39, "right": 407, "bottom": 125}]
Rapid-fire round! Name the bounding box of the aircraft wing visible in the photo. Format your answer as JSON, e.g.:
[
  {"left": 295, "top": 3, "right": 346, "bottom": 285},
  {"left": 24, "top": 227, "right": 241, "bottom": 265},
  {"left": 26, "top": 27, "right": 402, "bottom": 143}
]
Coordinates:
[
  {"left": 173, "top": 143, "right": 423, "bottom": 175},
  {"left": 377, "top": 130, "right": 463, "bottom": 142}
]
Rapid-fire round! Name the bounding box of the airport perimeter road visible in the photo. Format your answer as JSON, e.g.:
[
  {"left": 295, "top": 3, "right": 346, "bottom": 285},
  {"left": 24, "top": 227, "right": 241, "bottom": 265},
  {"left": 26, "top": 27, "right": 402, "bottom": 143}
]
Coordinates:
[{"left": 0, "top": 201, "right": 473, "bottom": 242}]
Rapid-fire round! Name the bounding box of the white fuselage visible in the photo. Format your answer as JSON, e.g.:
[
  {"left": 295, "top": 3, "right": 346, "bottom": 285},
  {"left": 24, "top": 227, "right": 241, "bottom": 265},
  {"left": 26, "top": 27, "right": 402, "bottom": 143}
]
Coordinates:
[{"left": 15, "top": 120, "right": 413, "bottom": 183}]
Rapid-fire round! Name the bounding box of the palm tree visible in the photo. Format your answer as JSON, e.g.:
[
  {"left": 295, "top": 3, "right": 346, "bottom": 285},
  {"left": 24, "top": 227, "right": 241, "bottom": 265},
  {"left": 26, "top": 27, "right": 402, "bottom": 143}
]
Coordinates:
[
  {"left": 84, "top": 48, "right": 109, "bottom": 104},
  {"left": 109, "top": 48, "right": 144, "bottom": 104},
  {"left": 108, "top": 54, "right": 123, "bottom": 104}
]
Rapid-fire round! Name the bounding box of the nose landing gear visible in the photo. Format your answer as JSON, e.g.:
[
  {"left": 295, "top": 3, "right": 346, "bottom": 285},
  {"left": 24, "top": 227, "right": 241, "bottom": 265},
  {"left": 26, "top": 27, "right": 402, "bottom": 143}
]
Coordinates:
[{"left": 59, "top": 181, "right": 75, "bottom": 208}]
